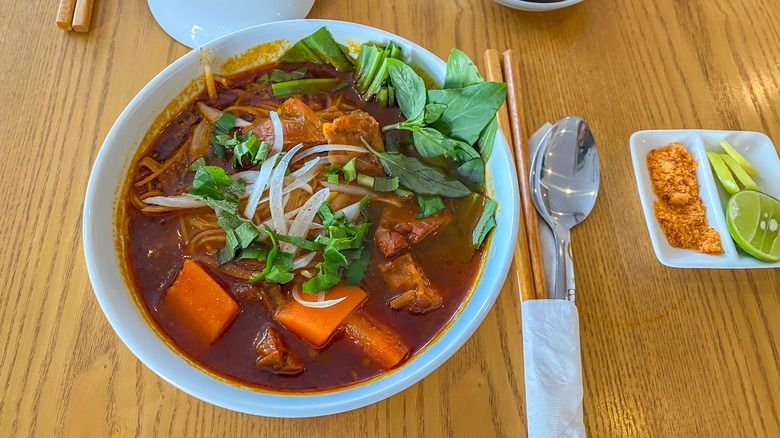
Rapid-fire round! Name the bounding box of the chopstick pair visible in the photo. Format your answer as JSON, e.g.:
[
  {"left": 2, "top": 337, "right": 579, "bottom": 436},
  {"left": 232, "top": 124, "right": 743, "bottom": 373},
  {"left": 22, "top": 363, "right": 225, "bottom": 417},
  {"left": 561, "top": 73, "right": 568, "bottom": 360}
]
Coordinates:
[
  {"left": 56, "top": 0, "right": 95, "bottom": 32},
  {"left": 483, "top": 49, "right": 548, "bottom": 301}
]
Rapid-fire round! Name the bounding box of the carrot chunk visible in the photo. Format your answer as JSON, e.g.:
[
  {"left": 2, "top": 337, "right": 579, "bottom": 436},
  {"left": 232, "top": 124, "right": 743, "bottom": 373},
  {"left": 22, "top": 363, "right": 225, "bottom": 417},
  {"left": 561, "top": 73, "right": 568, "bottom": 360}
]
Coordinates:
[
  {"left": 274, "top": 283, "right": 367, "bottom": 347},
  {"left": 163, "top": 260, "right": 239, "bottom": 344},
  {"left": 343, "top": 312, "right": 409, "bottom": 370}
]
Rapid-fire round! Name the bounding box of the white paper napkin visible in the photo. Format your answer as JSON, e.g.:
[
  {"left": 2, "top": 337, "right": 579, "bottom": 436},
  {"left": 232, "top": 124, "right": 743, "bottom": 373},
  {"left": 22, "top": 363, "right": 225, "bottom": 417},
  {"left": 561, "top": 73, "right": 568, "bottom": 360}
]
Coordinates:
[
  {"left": 522, "top": 300, "right": 585, "bottom": 438},
  {"left": 521, "top": 124, "right": 586, "bottom": 438}
]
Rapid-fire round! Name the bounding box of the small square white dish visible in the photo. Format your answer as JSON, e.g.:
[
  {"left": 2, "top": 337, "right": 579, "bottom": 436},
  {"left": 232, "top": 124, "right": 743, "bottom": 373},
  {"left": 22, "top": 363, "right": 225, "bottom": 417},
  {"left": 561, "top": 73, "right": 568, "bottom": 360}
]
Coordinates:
[{"left": 630, "top": 129, "right": 780, "bottom": 269}]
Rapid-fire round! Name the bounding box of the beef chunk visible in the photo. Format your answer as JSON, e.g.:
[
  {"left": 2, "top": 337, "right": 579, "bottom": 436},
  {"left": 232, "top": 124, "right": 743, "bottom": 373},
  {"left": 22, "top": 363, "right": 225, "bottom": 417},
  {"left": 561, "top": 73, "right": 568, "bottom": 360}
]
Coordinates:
[
  {"left": 255, "top": 327, "right": 304, "bottom": 375},
  {"left": 379, "top": 253, "right": 442, "bottom": 314},
  {"left": 249, "top": 98, "right": 327, "bottom": 148},
  {"left": 374, "top": 206, "right": 452, "bottom": 257},
  {"left": 324, "top": 110, "right": 385, "bottom": 176},
  {"left": 375, "top": 226, "right": 409, "bottom": 258}
]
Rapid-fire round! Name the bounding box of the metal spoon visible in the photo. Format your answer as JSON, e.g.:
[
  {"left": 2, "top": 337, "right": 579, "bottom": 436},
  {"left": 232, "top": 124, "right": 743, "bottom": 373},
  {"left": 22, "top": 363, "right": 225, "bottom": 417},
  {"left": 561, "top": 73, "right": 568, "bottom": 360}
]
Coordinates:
[{"left": 530, "top": 116, "right": 600, "bottom": 300}]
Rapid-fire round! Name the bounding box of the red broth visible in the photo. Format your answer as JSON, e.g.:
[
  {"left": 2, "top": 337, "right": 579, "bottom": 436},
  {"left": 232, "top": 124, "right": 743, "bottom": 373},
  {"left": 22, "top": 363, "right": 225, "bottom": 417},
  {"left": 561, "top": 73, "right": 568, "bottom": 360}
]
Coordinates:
[{"left": 120, "top": 61, "right": 486, "bottom": 391}]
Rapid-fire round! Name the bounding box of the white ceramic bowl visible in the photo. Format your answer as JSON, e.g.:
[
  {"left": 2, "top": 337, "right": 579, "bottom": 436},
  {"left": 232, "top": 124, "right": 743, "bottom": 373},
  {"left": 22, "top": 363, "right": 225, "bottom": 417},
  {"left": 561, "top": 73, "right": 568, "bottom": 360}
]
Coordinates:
[
  {"left": 148, "top": 0, "right": 316, "bottom": 48},
  {"left": 630, "top": 129, "right": 780, "bottom": 269},
  {"left": 494, "top": 0, "right": 583, "bottom": 12},
  {"left": 83, "top": 19, "right": 520, "bottom": 416}
]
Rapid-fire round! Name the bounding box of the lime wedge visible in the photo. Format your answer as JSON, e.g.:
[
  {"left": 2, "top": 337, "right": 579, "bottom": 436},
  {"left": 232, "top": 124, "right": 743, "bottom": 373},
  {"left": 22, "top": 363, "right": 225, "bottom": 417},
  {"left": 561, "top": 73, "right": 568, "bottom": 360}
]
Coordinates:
[
  {"left": 726, "top": 190, "right": 780, "bottom": 262},
  {"left": 720, "top": 154, "right": 759, "bottom": 190},
  {"left": 720, "top": 140, "right": 759, "bottom": 176},
  {"left": 706, "top": 152, "right": 740, "bottom": 194}
]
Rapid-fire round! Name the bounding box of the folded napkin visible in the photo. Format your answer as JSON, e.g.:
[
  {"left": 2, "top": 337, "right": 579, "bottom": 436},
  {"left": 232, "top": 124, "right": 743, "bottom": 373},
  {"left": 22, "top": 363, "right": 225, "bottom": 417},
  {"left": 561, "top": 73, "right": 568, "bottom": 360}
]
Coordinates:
[{"left": 522, "top": 124, "right": 586, "bottom": 438}]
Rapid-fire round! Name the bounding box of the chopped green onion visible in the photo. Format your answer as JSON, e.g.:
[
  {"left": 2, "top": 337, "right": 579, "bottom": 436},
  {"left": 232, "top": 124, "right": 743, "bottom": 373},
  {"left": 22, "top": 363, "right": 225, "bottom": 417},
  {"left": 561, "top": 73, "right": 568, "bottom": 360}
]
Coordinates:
[
  {"left": 373, "top": 176, "right": 399, "bottom": 192},
  {"left": 342, "top": 158, "right": 357, "bottom": 182},
  {"left": 357, "top": 173, "right": 374, "bottom": 189}
]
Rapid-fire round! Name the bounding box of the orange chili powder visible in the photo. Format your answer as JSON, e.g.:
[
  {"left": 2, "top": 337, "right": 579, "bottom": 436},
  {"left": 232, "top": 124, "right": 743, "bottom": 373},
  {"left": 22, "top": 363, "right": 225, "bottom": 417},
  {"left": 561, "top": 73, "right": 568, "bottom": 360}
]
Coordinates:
[{"left": 647, "top": 143, "right": 723, "bottom": 255}]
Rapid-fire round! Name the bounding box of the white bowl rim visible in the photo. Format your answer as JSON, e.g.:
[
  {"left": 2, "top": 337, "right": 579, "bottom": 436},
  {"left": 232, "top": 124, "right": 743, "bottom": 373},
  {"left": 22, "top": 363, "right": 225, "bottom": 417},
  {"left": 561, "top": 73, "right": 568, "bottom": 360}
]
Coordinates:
[
  {"left": 83, "top": 18, "right": 520, "bottom": 417},
  {"left": 494, "top": 0, "right": 583, "bottom": 12}
]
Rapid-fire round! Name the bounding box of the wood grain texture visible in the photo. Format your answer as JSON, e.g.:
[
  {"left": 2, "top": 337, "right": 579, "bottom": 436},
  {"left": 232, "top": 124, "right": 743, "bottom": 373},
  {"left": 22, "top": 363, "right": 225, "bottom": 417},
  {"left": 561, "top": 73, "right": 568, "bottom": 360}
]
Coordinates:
[
  {"left": 503, "top": 49, "right": 549, "bottom": 301},
  {"left": 0, "top": 0, "right": 778, "bottom": 436},
  {"left": 484, "top": 49, "right": 537, "bottom": 303}
]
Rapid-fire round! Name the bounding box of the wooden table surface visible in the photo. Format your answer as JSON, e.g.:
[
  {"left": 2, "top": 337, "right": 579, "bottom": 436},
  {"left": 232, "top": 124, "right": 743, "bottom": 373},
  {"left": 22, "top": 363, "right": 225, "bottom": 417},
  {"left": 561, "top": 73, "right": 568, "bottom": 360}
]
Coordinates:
[{"left": 2, "top": 0, "right": 779, "bottom": 436}]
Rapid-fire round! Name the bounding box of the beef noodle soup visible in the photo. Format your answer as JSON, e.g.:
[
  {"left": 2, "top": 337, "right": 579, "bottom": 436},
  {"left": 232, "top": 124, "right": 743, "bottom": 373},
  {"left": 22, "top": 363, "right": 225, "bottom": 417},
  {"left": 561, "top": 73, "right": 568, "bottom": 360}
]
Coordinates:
[{"left": 119, "top": 28, "right": 506, "bottom": 391}]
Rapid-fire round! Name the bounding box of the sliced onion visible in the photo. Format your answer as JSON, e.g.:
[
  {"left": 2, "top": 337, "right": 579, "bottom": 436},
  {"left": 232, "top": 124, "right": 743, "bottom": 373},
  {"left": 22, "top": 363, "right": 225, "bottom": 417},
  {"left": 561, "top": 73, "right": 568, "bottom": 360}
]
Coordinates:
[
  {"left": 196, "top": 102, "right": 251, "bottom": 127},
  {"left": 288, "top": 157, "right": 321, "bottom": 179},
  {"left": 189, "top": 120, "right": 209, "bottom": 156},
  {"left": 232, "top": 170, "right": 259, "bottom": 184},
  {"left": 292, "top": 285, "right": 345, "bottom": 308},
  {"left": 290, "top": 144, "right": 368, "bottom": 164},
  {"left": 336, "top": 201, "right": 362, "bottom": 222},
  {"left": 144, "top": 194, "right": 206, "bottom": 208},
  {"left": 320, "top": 181, "right": 402, "bottom": 207},
  {"left": 243, "top": 152, "right": 280, "bottom": 219},
  {"left": 269, "top": 144, "right": 303, "bottom": 234},
  {"left": 282, "top": 188, "right": 330, "bottom": 254},
  {"left": 293, "top": 251, "right": 318, "bottom": 270},
  {"left": 270, "top": 111, "right": 284, "bottom": 155}
]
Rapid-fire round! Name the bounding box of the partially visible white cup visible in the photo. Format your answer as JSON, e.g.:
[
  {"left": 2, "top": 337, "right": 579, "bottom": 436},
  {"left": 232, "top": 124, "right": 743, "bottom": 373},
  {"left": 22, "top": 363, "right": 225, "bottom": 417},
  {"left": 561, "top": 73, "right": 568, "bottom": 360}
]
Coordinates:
[
  {"left": 494, "top": 0, "right": 583, "bottom": 11},
  {"left": 148, "top": 0, "right": 316, "bottom": 48}
]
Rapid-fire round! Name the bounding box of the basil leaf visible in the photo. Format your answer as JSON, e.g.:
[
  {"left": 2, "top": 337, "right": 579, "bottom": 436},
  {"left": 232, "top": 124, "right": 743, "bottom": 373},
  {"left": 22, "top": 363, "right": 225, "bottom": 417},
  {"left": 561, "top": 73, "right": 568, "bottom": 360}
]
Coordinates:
[
  {"left": 477, "top": 117, "right": 498, "bottom": 163},
  {"left": 444, "top": 48, "right": 484, "bottom": 89},
  {"left": 424, "top": 103, "right": 447, "bottom": 124},
  {"left": 417, "top": 195, "right": 444, "bottom": 218},
  {"left": 272, "top": 78, "right": 347, "bottom": 97},
  {"left": 386, "top": 58, "right": 426, "bottom": 125},
  {"left": 457, "top": 158, "right": 486, "bottom": 192},
  {"left": 473, "top": 198, "right": 498, "bottom": 247},
  {"left": 428, "top": 81, "right": 507, "bottom": 145},
  {"left": 412, "top": 127, "right": 479, "bottom": 162},
  {"left": 365, "top": 141, "right": 471, "bottom": 197},
  {"left": 384, "top": 130, "right": 406, "bottom": 153}
]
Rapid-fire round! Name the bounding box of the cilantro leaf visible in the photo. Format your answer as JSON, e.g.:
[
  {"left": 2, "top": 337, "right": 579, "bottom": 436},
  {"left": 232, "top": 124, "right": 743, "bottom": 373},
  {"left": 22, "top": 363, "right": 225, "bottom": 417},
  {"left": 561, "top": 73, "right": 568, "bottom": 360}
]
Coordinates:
[
  {"left": 189, "top": 166, "right": 262, "bottom": 264},
  {"left": 215, "top": 113, "right": 237, "bottom": 132},
  {"left": 301, "top": 202, "right": 372, "bottom": 293}
]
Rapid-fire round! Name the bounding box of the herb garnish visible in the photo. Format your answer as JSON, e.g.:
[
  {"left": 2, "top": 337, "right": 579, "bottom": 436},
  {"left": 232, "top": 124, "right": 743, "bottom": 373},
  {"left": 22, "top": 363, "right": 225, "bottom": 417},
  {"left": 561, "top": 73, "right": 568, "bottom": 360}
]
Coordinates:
[
  {"left": 302, "top": 199, "right": 372, "bottom": 293},
  {"left": 211, "top": 113, "right": 269, "bottom": 167},
  {"left": 188, "top": 165, "right": 259, "bottom": 264},
  {"left": 363, "top": 140, "right": 471, "bottom": 198}
]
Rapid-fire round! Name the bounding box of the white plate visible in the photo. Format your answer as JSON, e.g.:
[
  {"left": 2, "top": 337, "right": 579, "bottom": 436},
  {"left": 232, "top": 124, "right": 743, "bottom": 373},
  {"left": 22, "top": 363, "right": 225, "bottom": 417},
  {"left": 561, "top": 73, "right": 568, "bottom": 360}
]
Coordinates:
[
  {"left": 494, "top": 0, "right": 583, "bottom": 12},
  {"left": 83, "top": 19, "right": 519, "bottom": 417},
  {"left": 147, "top": 0, "right": 316, "bottom": 48},
  {"left": 630, "top": 129, "right": 780, "bottom": 269}
]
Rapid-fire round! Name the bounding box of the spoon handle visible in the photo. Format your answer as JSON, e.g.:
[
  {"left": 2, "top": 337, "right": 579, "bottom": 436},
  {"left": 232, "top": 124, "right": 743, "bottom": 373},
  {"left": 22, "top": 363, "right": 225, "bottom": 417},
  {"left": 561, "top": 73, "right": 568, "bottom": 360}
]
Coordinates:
[{"left": 553, "top": 229, "right": 570, "bottom": 300}]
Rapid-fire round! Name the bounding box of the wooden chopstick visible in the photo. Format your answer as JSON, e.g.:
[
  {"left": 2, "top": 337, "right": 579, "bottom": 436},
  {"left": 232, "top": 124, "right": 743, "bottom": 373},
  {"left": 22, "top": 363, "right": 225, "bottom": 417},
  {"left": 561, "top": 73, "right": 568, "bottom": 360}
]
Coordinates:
[
  {"left": 72, "top": 0, "right": 95, "bottom": 32},
  {"left": 56, "top": 0, "right": 77, "bottom": 31},
  {"left": 502, "top": 50, "right": 548, "bottom": 300},
  {"left": 483, "top": 50, "right": 537, "bottom": 302}
]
